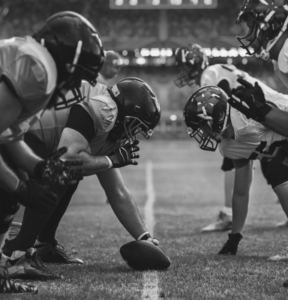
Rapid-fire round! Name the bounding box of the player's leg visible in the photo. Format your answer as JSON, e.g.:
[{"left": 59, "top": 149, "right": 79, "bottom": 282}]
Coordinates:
[
  {"left": 264, "top": 146, "right": 288, "bottom": 261},
  {"left": 201, "top": 157, "right": 234, "bottom": 232},
  {"left": 2, "top": 133, "right": 64, "bottom": 280},
  {"left": 35, "top": 182, "right": 83, "bottom": 264}
]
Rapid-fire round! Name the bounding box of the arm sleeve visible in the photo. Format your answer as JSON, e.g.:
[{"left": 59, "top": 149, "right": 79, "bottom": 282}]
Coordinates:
[{"left": 65, "top": 105, "right": 95, "bottom": 143}]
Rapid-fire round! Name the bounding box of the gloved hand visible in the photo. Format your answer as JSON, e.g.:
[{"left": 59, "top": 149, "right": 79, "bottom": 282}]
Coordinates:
[
  {"left": 228, "top": 78, "right": 272, "bottom": 122},
  {"left": 138, "top": 232, "right": 159, "bottom": 246},
  {"left": 218, "top": 233, "right": 243, "bottom": 255},
  {"left": 34, "top": 147, "right": 83, "bottom": 185},
  {"left": 108, "top": 140, "right": 140, "bottom": 168},
  {"left": 11, "top": 180, "right": 58, "bottom": 213}
]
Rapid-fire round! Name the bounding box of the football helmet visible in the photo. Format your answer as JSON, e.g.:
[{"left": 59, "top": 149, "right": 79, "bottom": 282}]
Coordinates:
[
  {"left": 108, "top": 77, "right": 161, "bottom": 145},
  {"left": 33, "top": 11, "right": 105, "bottom": 109},
  {"left": 183, "top": 86, "right": 230, "bottom": 151},
  {"left": 236, "top": 0, "right": 288, "bottom": 61},
  {"left": 174, "top": 44, "right": 209, "bottom": 88}
]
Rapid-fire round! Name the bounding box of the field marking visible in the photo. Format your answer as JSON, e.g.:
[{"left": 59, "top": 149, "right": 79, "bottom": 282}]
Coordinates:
[{"left": 141, "top": 161, "right": 159, "bottom": 300}]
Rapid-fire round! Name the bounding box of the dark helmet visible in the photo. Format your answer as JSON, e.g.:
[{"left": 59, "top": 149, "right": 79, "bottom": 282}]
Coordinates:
[
  {"left": 236, "top": 0, "right": 288, "bottom": 61},
  {"left": 174, "top": 44, "right": 209, "bottom": 88},
  {"left": 107, "top": 77, "right": 161, "bottom": 145},
  {"left": 183, "top": 86, "right": 230, "bottom": 151},
  {"left": 33, "top": 11, "right": 105, "bottom": 109}
]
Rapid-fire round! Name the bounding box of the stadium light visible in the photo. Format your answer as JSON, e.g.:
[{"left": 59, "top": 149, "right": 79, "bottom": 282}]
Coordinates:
[
  {"left": 170, "top": 114, "right": 177, "bottom": 121},
  {"left": 136, "top": 57, "right": 146, "bottom": 65}
]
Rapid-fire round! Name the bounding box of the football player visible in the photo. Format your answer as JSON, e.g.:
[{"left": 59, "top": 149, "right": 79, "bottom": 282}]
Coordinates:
[
  {"left": 2, "top": 77, "right": 161, "bottom": 279},
  {"left": 174, "top": 44, "right": 278, "bottom": 232},
  {"left": 183, "top": 84, "right": 288, "bottom": 258},
  {"left": 97, "top": 50, "right": 123, "bottom": 85},
  {"left": 0, "top": 11, "right": 105, "bottom": 294},
  {"left": 227, "top": 0, "right": 288, "bottom": 259}
]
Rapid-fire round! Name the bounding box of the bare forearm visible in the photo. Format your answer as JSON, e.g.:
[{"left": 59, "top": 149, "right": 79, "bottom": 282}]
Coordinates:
[
  {"left": 4, "top": 140, "right": 41, "bottom": 175},
  {"left": 69, "top": 151, "right": 110, "bottom": 175},
  {"left": 108, "top": 188, "right": 147, "bottom": 239},
  {"left": 262, "top": 107, "right": 288, "bottom": 138},
  {"left": 0, "top": 154, "right": 20, "bottom": 192}
]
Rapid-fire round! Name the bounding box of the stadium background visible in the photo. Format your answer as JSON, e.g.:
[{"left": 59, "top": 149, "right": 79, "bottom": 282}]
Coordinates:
[{"left": 1, "top": 0, "right": 287, "bottom": 138}]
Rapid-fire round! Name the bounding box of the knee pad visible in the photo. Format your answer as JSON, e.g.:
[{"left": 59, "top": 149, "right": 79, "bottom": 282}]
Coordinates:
[{"left": 0, "top": 200, "right": 20, "bottom": 234}]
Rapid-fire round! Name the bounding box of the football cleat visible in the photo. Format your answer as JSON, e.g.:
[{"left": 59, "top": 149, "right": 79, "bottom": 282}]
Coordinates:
[
  {"left": 218, "top": 233, "right": 243, "bottom": 255},
  {"left": 35, "top": 242, "right": 84, "bottom": 265},
  {"left": 6, "top": 248, "right": 63, "bottom": 280},
  {"left": 268, "top": 248, "right": 288, "bottom": 261},
  {"left": 201, "top": 211, "right": 232, "bottom": 233},
  {"left": 0, "top": 266, "right": 38, "bottom": 294},
  {"left": 276, "top": 220, "right": 288, "bottom": 228}
]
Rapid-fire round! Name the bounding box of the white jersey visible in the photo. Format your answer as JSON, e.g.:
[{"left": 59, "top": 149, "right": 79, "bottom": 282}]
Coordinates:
[
  {"left": 200, "top": 64, "right": 288, "bottom": 161},
  {"left": 29, "top": 81, "right": 118, "bottom": 155},
  {"left": 0, "top": 36, "right": 57, "bottom": 143},
  {"left": 273, "top": 38, "right": 288, "bottom": 89}
]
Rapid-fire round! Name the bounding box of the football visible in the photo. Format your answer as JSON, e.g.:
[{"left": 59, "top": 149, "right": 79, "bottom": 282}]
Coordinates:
[{"left": 120, "top": 240, "right": 171, "bottom": 271}]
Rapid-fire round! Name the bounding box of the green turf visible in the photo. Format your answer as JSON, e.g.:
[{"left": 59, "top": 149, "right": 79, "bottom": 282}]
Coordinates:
[{"left": 4, "top": 140, "right": 288, "bottom": 299}]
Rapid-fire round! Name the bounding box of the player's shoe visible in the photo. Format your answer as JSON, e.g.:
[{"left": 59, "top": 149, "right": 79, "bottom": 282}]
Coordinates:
[
  {"left": 8, "top": 222, "right": 21, "bottom": 240},
  {"left": 35, "top": 241, "right": 84, "bottom": 265},
  {"left": 6, "top": 248, "right": 63, "bottom": 280},
  {"left": 268, "top": 248, "right": 288, "bottom": 261},
  {"left": 218, "top": 233, "right": 243, "bottom": 255},
  {"left": 0, "top": 266, "right": 38, "bottom": 295},
  {"left": 201, "top": 211, "right": 232, "bottom": 232},
  {"left": 276, "top": 220, "right": 288, "bottom": 228}
]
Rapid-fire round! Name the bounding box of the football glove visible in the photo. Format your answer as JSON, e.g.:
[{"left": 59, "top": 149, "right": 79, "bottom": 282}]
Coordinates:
[
  {"left": 218, "top": 233, "right": 243, "bottom": 255},
  {"left": 138, "top": 232, "right": 159, "bottom": 246},
  {"left": 228, "top": 78, "right": 272, "bottom": 122},
  {"left": 34, "top": 147, "right": 83, "bottom": 185},
  {"left": 108, "top": 140, "right": 140, "bottom": 168},
  {"left": 10, "top": 180, "right": 58, "bottom": 214}
]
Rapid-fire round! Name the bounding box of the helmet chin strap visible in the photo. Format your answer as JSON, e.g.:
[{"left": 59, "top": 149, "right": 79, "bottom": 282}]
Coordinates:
[{"left": 256, "top": 16, "right": 288, "bottom": 61}]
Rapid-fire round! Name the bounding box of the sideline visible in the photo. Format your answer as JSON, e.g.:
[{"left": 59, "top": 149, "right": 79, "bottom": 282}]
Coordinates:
[{"left": 141, "top": 161, "right": 159, "bottom": 300}]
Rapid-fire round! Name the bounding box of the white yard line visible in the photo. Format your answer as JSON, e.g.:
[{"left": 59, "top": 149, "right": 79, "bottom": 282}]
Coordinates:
[{"left": 141, "top": 161, "right": 159, "bottom": 300}]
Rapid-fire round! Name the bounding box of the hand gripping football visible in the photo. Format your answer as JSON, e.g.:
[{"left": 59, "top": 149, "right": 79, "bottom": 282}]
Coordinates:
[{"left": 120, "top": 240, "right": 171, "bottom": 271}]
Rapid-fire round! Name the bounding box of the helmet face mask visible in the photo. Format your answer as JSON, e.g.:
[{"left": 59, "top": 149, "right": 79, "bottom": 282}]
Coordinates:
[
  {"left": 34, "top": 11, "right": 105, "bottom": 110},
  {"left": 174, "top": 44, "right": 209, "bottom": 88},
  {"left": 108, "top": 77, "right": 161, "bottom": 145},
  {"left": 236, "top": 0, "right": 288, "bottom": 61},
  {"left": 183, "top": 86, "right": 229, "bottom": 151},
  {"left": 117, "top": 116, "right": 153, "bottom": 146}
]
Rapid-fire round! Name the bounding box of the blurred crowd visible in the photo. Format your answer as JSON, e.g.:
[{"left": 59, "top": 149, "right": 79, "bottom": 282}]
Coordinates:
[{"left": 1, "top": 0, "right": 286, "bottom": 112}]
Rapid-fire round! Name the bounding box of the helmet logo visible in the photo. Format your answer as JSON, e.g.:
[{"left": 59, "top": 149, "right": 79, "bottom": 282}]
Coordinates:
[{"left": 111, "top": 85, "right": 120, "bottom": 97}]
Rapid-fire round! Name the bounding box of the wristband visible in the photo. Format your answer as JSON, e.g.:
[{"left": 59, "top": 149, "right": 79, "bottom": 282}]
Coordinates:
[
  {"left": 105, "top": 156, "right": 113, "bottom": 169},
  {"left": 137, "top": 232, "right": 151, "bottom": 241}
]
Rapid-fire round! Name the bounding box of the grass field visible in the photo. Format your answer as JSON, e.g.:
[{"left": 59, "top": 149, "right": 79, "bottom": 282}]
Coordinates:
[{"left": 4, "top": 139, "right": 288, "bottom": 300}]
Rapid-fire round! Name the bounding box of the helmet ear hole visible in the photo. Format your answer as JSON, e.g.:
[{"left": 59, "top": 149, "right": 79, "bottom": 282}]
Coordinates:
[{"left": 134, "top": 106, "right": 140, "bottom": 113}]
